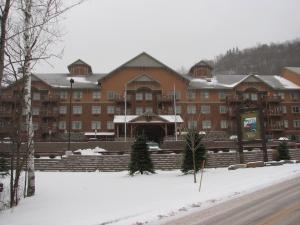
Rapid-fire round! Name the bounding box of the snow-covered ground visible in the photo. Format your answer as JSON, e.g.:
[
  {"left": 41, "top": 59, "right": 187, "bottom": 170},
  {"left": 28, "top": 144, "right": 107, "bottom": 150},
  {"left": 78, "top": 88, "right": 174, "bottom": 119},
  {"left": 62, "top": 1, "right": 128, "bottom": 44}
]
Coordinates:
[{"left": 1, "top": 164, "right": 300, "bottom": 225}]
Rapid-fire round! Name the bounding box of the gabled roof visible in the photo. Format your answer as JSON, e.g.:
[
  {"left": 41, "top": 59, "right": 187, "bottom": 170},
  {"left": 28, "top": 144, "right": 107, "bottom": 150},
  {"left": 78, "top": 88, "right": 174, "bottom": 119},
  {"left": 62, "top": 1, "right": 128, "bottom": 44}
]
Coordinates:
[
  {"left": 68, "top": 59, "right": 92, "bottom": 73},
  {"left": 188, "top": 74, "right": 300, "bottom": 90},
  {"left": 113, "top": 113, "right": 183, "bottom": 123},
  {"left": 99, "top": 52, "right": 189, "bottom": 82},
  {"left": 189, "top": 60, "right": 213, "bottom": 72},
  {"left": 285, "top": 67, "right": 300, "bottom": 75},
  {"left": 33, "top": 73, "right": 106, "bottom": 89}
]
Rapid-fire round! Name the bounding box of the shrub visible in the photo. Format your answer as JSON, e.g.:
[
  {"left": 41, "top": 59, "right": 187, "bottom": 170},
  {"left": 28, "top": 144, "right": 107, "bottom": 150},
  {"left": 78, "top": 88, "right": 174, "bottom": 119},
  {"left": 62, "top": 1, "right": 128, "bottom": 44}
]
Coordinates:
[
  {"left": 277, "top": 141, "right": 290, "bottom": 160},
  {"left": 49, "top": 155, "right": 56, "bottom": 159},
  {"left": 34, "top": 154, "right": 40, "bottom": 158}
]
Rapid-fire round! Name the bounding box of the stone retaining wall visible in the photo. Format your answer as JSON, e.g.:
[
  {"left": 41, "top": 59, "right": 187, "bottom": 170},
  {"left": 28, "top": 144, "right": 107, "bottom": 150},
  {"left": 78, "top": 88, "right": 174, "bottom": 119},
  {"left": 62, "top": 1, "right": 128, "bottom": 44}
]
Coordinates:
[{"left": 33, "top": 149, "right": 300, "bottom": 172}]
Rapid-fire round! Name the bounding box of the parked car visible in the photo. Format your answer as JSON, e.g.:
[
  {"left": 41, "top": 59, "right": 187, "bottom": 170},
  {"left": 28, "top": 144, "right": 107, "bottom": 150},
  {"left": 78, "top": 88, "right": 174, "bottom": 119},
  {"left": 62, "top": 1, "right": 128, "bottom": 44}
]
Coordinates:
[{"left": 146, "top": 142, "right": 161, "bottom": 151}]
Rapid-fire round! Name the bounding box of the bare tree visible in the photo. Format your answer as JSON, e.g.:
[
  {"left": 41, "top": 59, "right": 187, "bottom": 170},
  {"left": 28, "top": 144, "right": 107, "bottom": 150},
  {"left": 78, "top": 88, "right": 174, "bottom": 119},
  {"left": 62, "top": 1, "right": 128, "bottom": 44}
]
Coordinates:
[
  {"left": 0, "top": 0, "right": 12, "bottom": 87},
  {"left": 0, "top": 0, "right": 82, "bottom": 206}
]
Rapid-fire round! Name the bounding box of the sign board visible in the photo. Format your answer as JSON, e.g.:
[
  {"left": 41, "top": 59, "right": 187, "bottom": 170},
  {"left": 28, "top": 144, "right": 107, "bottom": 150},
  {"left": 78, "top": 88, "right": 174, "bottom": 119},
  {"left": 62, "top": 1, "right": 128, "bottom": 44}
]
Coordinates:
[{"left": 241, "top": 111, "right": 260, "bottom": 141}]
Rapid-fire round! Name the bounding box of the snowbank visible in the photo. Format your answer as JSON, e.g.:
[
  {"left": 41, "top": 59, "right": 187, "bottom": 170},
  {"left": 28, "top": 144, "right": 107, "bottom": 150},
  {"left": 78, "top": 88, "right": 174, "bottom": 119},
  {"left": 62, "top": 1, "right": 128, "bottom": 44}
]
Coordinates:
[
  {"left": 73, "top": 146, "right": 107, "bottom": 155},
  {"left": 1, "top": 164, "right": 300, "bottom": 225}
]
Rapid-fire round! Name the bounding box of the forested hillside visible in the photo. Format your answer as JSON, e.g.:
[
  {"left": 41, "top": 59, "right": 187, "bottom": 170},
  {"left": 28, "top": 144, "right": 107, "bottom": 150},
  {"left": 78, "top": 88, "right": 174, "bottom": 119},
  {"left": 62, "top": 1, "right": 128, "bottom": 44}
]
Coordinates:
[{"left": 213, "top": 39, "right": 300, "bottom": 75}]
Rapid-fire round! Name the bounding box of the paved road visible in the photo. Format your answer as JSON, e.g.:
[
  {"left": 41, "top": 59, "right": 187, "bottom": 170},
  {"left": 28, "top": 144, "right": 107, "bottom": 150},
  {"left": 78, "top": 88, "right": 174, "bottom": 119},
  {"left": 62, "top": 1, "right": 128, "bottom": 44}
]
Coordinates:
[{"left": 160, "top": 176, "right": 300, "bottom": 225}]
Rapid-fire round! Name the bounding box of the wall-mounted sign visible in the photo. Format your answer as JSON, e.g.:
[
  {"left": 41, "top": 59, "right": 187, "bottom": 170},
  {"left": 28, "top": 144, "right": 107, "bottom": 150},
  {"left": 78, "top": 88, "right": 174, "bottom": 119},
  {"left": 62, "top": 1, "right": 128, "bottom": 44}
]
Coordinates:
[{"left": 241, "top": 111, "right": 260, "bottom": 141}]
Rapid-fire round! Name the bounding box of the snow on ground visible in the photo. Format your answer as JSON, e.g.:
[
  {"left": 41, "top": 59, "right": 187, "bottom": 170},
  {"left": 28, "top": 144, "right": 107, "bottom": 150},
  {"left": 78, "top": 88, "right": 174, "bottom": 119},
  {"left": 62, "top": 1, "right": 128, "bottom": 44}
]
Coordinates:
[
  {"left": 73, "top": 146, "right": 107, "bottom": 155},
  {"left": 1, "top": 164, "right": 300, "bottom": 225}
]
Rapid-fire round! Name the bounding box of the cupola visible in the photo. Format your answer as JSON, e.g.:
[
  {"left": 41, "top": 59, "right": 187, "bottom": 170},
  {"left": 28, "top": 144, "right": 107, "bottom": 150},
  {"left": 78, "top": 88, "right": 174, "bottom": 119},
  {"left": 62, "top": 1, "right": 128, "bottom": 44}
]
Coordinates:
[
  {"left": 68, "top": 59, "right": 92, "bottom": 76},
  {"left": 189, "top": 60, "right": 213, "bottom": 78}
]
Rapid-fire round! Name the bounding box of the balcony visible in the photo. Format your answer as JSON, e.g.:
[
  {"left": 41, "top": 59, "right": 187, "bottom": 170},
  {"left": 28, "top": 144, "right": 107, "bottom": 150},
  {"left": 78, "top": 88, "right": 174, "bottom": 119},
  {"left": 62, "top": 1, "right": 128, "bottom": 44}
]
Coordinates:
[
  {"left": 114, "top": 95, "right": 131, "bottom": 104},
  {"left": 226, "top": 95, "right": 242, "bottom": 104},
  {"left": 40, "top": 110, "right": 59, "bottom": 118},
  {"left": 266, "top": 109, "right": 283, "bottom": 117},
  {"left": 262, "top": 96, "right": 282, "bottom": 103},
  {"left": 267, "top": 124, "right": 284, "bottom": 131},
  {"left": 0, "top": 95, "right": 21, "bottom": 103},
  {"left": 0, "top": 111, "right": 13, "bottom": 118},
  {"left": 40, "top": 125, "right": 58, "bottom": 134},
  {"left": 157, "top": 95, "right": 175, "bottom": 103},
  {"left": 41, "top": 95, "right": 60, "bottom": 103}
]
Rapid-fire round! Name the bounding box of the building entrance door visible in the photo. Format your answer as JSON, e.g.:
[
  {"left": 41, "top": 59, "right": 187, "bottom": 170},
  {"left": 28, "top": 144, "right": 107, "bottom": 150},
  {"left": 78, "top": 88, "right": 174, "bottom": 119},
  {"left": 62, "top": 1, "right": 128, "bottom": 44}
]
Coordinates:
[{"left": 135, "top": 124, "right": 165, "bottom": 144}]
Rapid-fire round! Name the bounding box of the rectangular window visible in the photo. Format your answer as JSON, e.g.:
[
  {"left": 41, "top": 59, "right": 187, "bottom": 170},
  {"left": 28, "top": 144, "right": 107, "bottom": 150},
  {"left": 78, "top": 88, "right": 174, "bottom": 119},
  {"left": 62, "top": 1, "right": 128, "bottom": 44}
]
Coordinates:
[
  {"left": 58, "top": 121, "right": 66, "bottom": 130},
  {"left": 282, "top": 105, "right": 287, "bottom": 114},
  {"left": 278, "top": 92, "right": 285, "bottom": 100},
  {"left": 243, "top": 93, "right": 249, "bottom": 100},
  {"left": 220, "top": 120, "right": 228, "bottom": 129},
  {"left": 251, "top": 93, "right": 258, "bottom": 101},
  {"left": 107, "top": 106, "right": 115, "bottom": 114},
  {"left": 284, "top": 120, "right": 289, "bottom": 128},
  {"left": 219, "top": 105, "right": 227, "bottom": 114},
  {"left": 93, "top": 91, "right": 101, "bottom": 100},
  {"left": 92, "top": 106, "right": 101, "bottom": 114},
  {"left": 201, "top": 91, "right": 209, "bottom": 100},
  {"left": 32, "top": 107, "right": 40, "bottom": 116},
  {"left": 32, "top": 122, "right": 39, "bottom": 131},
  {"left": 73, "top": 91, "right": 83, "bottom": 100},
  {"left": 293, "top": 120, "right": 300, "bottom": 128},
  {"left": 107, "top": 121, "right": 114, "bottom": 130},
  {"left": 187, "top": 91, "right": 196, "bottom": 101},
  {"left": 292, "top": 106, "right": 300, "bottom": 113},
  {"left": 72, "top": 121, "right": 82, "bottom": 130},
  {"left": 187, "top": 105, "right": 196, "bottom": 114},
  {"left": 175, "top": 91, "right": 181, "bottom": 100},
  {"left": 136, "top": 93, "right": 143, "bottom": 101},
  {"left": 91, "top": 121, "right": 101, "bottom": 130},
  {"left": 176, "top": 105, "right": 181, "bottom": 114},
  {"left": 202, "top": 120, "right": 212, "bottom": 129},
  {"left": 145, "top": 107, "right": 153, "bottom": 113},
  {"left": 59, "top": 106, "right": 67, "bottom": 114},
  {"left": 201, "top": 105, "right": 210, "bottom": 114},
  {"left": 136, "top": 107, "right": 143, "bottom": 115},
  {"left": 59, "top": 91, "right": 68, "bottom": 100},
  {"left": 32, "top": 92, "right": 40, "bottom": 101},
  {"left": 219, "top": 91, "right": 226, "bottom": 100},
  {"left": 188, "top": 120, "right": 197, "bottom": 129},
  {"left": 107, "top": 91, "right": 117, "bottom": 100},
  {"left": 290, "top": 92, "right": 299, "bottom": 101},
  {"left": 73, "top": 106, "right": 82, "bottom": 115},
  {"left": 145, "top": 93, "right": 152, "bottom": 101}
]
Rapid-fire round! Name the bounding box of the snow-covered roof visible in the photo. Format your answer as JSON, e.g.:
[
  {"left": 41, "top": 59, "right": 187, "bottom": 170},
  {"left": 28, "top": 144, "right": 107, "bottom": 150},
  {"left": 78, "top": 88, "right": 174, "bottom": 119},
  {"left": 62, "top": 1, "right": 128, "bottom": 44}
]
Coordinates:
[
  {"left": 285, "top": 67, "right": 300, "bottom": 75},
  {"left": 188, "top": 74, "right": 300, "bottom": 90},
  {"left": 84, "top": 132, "right": 115, "bottom": 136},
  {"left": 113, "top": 115, "right": 183, "bottom": 123},
  {"left": 33, "top": 73, "right": 106, "bottom": 89}
]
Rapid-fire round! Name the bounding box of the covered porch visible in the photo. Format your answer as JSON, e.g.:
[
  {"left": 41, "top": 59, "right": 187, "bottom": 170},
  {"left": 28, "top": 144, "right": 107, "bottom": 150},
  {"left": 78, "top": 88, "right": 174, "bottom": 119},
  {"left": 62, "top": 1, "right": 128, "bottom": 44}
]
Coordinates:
[{"left": 113, "top": 113, "right": 183, "bottom": 143}]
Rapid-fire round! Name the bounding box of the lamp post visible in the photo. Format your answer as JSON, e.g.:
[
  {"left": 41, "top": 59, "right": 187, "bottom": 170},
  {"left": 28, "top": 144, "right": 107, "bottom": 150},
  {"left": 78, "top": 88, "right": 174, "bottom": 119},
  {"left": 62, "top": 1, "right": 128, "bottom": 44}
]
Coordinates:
[{"left": 68, "top": 78, "right": 74, "bottom": 151}]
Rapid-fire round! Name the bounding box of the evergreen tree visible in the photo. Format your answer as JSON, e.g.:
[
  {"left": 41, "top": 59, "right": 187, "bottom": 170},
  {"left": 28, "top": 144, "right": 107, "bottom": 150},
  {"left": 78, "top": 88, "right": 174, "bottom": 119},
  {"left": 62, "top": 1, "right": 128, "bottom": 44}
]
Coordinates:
[
  {"left": 181, "top": 130, "right": 206, "bottom": 175},
  {"left": 129, "top": 135, "right": 155, "bottom": 175},
  {"left": 277, "top": 141, "right": 290, "bottom": 160}
]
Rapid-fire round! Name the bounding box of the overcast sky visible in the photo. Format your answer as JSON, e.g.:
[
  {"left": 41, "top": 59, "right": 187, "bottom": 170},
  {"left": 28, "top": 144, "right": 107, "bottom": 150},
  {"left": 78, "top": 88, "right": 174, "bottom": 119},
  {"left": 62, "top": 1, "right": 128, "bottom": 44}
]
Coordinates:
[{"left": 35, "top": 0, "right": 300, "bottom": 74}]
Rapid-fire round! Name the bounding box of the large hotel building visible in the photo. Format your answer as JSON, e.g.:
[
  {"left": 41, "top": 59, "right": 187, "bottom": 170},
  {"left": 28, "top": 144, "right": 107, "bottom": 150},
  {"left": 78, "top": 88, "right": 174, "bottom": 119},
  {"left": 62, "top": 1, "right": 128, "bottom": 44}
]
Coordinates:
[{"left": 0, "top": 52, "right": 300, "bottom": 142}]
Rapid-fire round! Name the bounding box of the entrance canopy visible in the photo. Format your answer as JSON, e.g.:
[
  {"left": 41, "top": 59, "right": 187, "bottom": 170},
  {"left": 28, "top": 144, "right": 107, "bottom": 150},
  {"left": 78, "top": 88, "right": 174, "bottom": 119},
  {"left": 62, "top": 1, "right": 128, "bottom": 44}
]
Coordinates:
[{"left": 113, "top": 113, "right": 183, "bottom": 124}]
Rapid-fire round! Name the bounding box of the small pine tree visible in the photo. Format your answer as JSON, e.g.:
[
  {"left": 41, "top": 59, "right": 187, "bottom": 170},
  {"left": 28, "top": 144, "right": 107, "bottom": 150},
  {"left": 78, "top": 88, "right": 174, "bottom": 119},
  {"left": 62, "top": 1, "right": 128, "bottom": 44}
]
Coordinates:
[
  {"left": 277, "top": 141, "right": 290, "bottom": 160},
  {"left": 181, "top": 130, "right": 206, "bottom": 174},
  {"left": 129, "top": 135, "right": 155, "bottom": 175}
]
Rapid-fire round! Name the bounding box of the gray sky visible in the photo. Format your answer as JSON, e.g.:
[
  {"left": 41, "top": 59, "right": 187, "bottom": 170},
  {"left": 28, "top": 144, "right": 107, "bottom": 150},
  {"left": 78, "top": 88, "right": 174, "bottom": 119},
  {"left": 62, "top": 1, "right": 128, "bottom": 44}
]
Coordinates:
[{"left": 35, "top": 0, "right": 300, "bottom": 74}]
